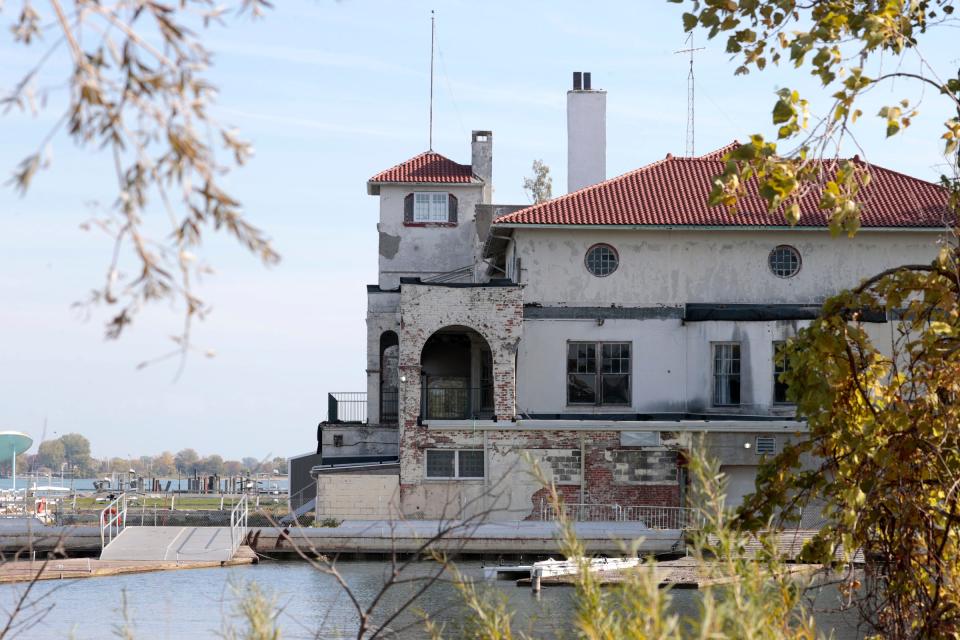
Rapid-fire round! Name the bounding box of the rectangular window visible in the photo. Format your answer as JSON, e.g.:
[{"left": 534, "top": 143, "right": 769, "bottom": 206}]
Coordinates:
[
  {"left": 567, "top": 342, "right": 631, "bottom": 405},
  {"left": 773, "top": 341, "right": 791, "bottom": 404},
  {"left": 425, "top": 449, "right": 485, "bottom": 479},
  {"left": 413, "top": 192, "right": 449, "bottom": 223},
  {"left": 713, "top": 343, "right": 741, "bottom": 406},
  {"left": 755, "top": 436, "right": 776, "bottom": 455}
]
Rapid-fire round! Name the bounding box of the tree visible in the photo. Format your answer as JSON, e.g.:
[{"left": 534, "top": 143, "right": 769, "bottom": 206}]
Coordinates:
[
  {"left": 522, "top": 159, "right": 553, "bottom": 203},
  {"left": 674, "top": 0, "right": 960, "bottom": 232},
  {"left": 154, "top": 451, "right": 176, "bottom": 476},
  {"left": 35, "top": 439, "right": 65, "bottom": 471},
  {"left": 241, "top": 457, "right": 261, "bottom": 473},
  {"left": 671, "top": 1, "right": 960, "bottom": 636},
  {"left": 201, "top": 454, "right": 225, "bottom": 476},
  {"left": 174, "top": 448, "right": 200, "bottom": 472},
  {"left": 59, "top": 433, "right": 92, "bottom": 474},
  {"left": 4, "top": 0, "right": 278, "bottom": 357}
]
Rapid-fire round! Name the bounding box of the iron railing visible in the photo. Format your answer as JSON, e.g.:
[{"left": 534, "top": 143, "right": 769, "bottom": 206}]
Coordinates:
[
  {"left": 230, "top": 494, "right": 249, "bottom": 554},
  {"left": 380, "top": 389, "right": 399, "bottom": 424},
  {"left": 540, "top": 501, "right": 702, "bottom": 529},
  {"left": 100, "top": 493, "right": 127, "bottom": 548},
  {"left": 422, "top": 387, "right": 494, "bottom": 420},
  {"left": 327, "top": 392, "right": 367, "bottom": 423}
]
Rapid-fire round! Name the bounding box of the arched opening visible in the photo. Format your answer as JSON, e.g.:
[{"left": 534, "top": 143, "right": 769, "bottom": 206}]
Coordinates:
[
  {"left": 380, "top": 331, "right": 399, "bottom": 423},
  {"left": 420, "top": 326, "right": 494, "bottom": 420}
]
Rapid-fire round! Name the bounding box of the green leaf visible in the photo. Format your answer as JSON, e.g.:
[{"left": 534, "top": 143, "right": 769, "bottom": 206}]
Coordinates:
[{"left": 682, "top": 12, "right": 698, "bottom": 31}]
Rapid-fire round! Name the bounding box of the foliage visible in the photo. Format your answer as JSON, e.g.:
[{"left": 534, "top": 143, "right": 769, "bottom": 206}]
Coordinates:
[
  {"left": 522, "top": 160, "right": 553, "bottom": 204},
  {"left": 738, "top": 242, "right": 960, "bottom": 639},
  {"left": 441, "top": 452, "right": 821, "bottom": 640},
  {"left": 672, "top": 0, "right": 960, "bottom": 233},
  {"left": 2, "top": 0, "right": 278, "bottom": 356},
  {"left": 221, "top": 580, "right": 282, "bottom": 640},
  {"left": 34, "top": 439, "right": 66, "bottom": 472}
]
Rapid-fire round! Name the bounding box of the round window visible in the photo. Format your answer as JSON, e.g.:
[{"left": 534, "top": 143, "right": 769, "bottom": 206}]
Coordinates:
[
  {"left": 768, "top": 245, "right": 801, "bottom": 278},
  {"left": 585, "top": 244, "right": 618, "bottom": 277}
]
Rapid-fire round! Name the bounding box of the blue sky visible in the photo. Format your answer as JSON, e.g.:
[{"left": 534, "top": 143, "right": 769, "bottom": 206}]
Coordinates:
[{"left": 1, "top": 1, "right": 956, "bottom": 461}]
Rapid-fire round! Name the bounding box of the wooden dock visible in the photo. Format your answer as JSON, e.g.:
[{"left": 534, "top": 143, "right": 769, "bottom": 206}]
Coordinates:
[{"left": 0, "top": 545, "right": 258, "bottom": 584}]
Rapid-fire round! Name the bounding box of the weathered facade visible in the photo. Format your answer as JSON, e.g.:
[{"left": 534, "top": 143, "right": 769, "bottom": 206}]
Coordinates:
[{"left": 313, "top": 73, "right": 951, "bottom": 522}]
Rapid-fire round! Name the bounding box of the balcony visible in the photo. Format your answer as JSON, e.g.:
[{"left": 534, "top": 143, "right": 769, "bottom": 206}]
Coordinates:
[
  {"left": 327, "top": 392, "right": 367, "bottom": 424},
  {"left": 422, "top": 386, "right": 494, "bottom": 420}
]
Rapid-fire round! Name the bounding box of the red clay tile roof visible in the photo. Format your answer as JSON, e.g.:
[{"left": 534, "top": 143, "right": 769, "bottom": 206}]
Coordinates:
[
  {"left": 369, "top": 151, "right": 477, "bottom": 184},
  {"left": 495, "top": 143, "right": 952, "bottom": 228}
]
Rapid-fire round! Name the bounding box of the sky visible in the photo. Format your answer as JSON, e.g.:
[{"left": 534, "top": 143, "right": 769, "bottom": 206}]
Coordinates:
[{"left": 1, "top": 1, "right": 957, "bottom": 462}]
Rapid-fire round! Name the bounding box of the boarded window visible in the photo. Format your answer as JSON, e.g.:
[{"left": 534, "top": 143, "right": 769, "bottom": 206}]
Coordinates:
[
  {"left": 425, "top": 450, "right": 455, "bottom": 478},
  {"left": 458, "top": 450, "right": 485, "bottom": 478},
  {"left": 567, "top": 342, "right": 631, "bottom": 406},
  {"left": 713, "top": 343, "right": 741, "bottom": 406}
]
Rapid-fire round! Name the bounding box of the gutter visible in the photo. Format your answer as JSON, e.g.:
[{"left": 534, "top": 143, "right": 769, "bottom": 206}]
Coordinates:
[{"left": 490, "top": 223, "right": 947, "bottom": 233}]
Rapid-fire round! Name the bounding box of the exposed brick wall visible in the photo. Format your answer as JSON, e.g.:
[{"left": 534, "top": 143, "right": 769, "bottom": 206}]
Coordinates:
[
  {"left": 396, "top": 425, "right": 682, "bottom": 519},
  {"left": 397, "top": 284, "right": 523, "bottom": 486}
]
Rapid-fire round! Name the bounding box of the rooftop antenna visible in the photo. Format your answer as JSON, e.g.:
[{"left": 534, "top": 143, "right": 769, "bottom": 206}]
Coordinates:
[
  {"left": 675, "top": 33, "right": 705, "bottom": 157},
  {"left": 429, "top": 10, "right": 435, "bottom": 151}
]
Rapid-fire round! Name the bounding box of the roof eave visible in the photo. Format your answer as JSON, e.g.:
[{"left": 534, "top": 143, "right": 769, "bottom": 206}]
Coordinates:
[{"left": 491, "top": 222, "right": 950, "bottom": 232}]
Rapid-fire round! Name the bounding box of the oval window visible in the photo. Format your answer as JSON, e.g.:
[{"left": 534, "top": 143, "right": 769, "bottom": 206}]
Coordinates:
[
  {"left": 768, "top": 245, "right": 801, "bottom": 278},
  {"left": 585, "top": 244, "right": 618, "bottom": 277}
]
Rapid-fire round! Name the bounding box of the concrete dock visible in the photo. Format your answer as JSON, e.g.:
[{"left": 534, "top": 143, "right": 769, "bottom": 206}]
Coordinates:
[{"left": 0, "top": 520, "right": 684, "bottom": 557}]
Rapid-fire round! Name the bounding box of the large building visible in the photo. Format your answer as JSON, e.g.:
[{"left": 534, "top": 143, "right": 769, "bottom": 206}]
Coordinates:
[{"left": 305, "top": 73, "right": 951, "bottom": 522}]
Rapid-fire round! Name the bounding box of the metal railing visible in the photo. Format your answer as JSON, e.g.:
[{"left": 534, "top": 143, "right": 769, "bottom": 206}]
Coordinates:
[
  {"left": 540, "top": 501, "right": 701, "bottom": 529},
  {"left": 422, "top": 387, "right": 494, "bottom": 420},
  {"left": 328, "top": 392, "right": 367, "bottom": 423},
  {"left": 100, "top": 493, "right": 127, "bottom": 548},
  {"left": 380, "top": 389, "right": 399, "bottom": 423},
  {"left": 229, "top": 494, "right": 249, "bottom": 555}
]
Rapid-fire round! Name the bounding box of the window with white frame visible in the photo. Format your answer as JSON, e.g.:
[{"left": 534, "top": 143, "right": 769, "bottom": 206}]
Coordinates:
[
  {"left": 713, "top": 343, "right": 741, "bottom": 406},
  {"left": 773, "top": 341, "right": 792, "bottom": 404},
  {"left": 425, "top": 449, "right": 485, "bottom": 479},
  {"left": 413, "top": 192, "right": 450, "bottom": 223},
  {"left": 567, "top": 341, "right": 631, "bottom": 405}
]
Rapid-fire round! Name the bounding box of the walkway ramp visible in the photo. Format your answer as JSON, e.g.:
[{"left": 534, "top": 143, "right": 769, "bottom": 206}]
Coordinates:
[
  {"left": 100, "top": 526, "right": 237, "bottom": 562},
  {"left": 98, "top": 493, "right": 249, "bottom": 563}
]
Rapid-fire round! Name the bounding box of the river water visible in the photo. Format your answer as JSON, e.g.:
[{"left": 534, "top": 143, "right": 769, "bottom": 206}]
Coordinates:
[{"left": 0, "top": 561, "right": 865, "bottom": 639}]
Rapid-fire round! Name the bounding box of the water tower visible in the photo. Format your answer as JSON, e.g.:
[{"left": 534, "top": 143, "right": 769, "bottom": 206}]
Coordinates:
[{"left": 0, "top": 432, "right": 33, "bottom": 491}]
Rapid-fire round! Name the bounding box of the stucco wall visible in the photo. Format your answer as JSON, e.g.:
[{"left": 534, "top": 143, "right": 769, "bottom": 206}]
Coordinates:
[
  {"left": 366, "top": 289, "right": 400, "bottom": 424},
  {"left": 512, "top": 228, "right": 941, "bottom": 305},
  {"left": 517, "top": 317, "right": 810, "bottom": 415},
  {"left": 377, "top": 184, "right": 485, "bottom": 289}
]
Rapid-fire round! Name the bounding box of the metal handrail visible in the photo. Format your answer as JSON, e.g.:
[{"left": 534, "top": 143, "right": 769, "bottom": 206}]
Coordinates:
[
  {"left": 100, "top": 493, "right": 127, "bottom": 549},
  {"left": 229, "top": 494, "right": 249, "bottom": 555},
  {"left": 540, "top": 501, "right": 702, "bottom": 529}
]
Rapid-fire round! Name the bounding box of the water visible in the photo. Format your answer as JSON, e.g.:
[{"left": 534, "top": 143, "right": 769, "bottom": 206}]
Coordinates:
[{"left": 0, "top": 561, "right": 865, "bottom": 639}]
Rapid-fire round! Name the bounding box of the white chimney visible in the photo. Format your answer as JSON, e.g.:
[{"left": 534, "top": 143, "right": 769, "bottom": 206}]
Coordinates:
[
  {"left": 471, "top": 130, "right": 493, "bottom": 204},
  {"left": 567, "top": 71, "right": 606, "bottom": 193}
]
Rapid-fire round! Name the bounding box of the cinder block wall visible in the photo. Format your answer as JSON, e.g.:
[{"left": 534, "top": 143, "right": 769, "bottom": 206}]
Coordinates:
[{"left": 315, "top": 475, "right": 400, "bottom": 520}]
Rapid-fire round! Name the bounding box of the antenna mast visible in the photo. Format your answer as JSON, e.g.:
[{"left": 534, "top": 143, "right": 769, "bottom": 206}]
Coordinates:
[
  {"left": 675, "top": 34, "right": 704, "bottom": 157},
  {"left": 429, "top": 10, "right": 435, "bottom": 151}
]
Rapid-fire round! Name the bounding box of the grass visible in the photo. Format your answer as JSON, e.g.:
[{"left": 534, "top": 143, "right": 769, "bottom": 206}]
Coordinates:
[{"left": 57, "top": 495, "right": 289, "bottom": 513}]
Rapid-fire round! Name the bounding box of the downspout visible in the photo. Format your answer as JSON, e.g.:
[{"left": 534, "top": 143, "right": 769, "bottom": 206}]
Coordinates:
[{"left": 579, "top": 433, "right": 586, "bottom": 504}]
